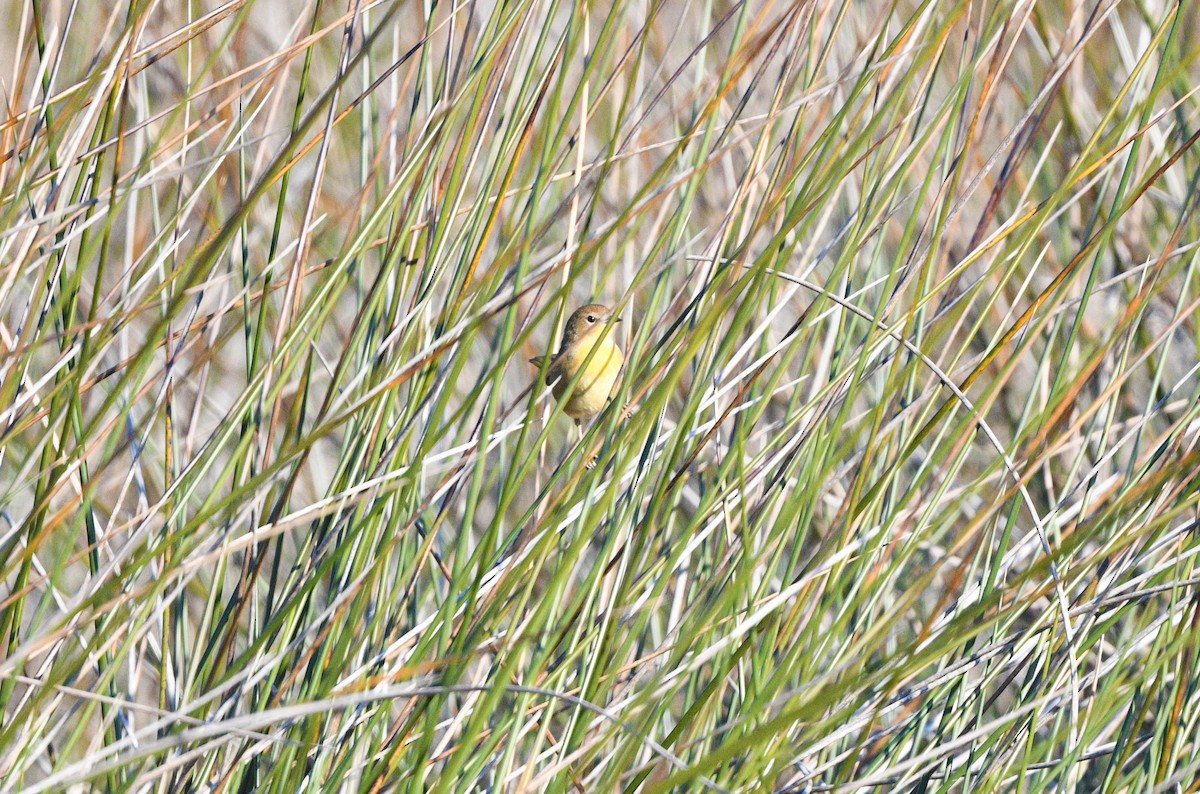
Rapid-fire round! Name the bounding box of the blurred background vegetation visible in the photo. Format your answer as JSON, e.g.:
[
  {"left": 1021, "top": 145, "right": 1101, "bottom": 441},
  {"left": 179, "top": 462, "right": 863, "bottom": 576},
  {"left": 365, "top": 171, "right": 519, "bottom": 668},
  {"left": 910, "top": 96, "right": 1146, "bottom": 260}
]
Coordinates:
[{"left": 2, "top": 0, "right": 1199, "bottom": 790}]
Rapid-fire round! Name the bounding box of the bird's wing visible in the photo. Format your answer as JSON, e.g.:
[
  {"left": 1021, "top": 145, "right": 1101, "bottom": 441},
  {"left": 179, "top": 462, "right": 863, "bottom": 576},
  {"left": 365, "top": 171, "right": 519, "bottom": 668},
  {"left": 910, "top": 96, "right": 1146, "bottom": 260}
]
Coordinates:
[{"left": 530, "top": 353, "right": 562, "bottom": 385}]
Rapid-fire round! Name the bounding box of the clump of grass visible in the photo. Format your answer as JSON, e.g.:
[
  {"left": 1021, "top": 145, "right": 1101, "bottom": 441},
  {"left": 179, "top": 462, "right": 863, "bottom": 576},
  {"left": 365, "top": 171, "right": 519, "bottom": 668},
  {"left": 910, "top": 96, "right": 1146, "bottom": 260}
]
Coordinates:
[{"left": 2, "top": 0, "right": 1199, "bottom": 791}]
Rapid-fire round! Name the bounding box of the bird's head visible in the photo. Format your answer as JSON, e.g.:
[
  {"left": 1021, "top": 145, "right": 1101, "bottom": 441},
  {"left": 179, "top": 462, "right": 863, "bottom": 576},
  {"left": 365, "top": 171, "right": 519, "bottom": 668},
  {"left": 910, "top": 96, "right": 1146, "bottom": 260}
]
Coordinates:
[{"left": 561, "top": 303, "right": 619, "bottom": 345}]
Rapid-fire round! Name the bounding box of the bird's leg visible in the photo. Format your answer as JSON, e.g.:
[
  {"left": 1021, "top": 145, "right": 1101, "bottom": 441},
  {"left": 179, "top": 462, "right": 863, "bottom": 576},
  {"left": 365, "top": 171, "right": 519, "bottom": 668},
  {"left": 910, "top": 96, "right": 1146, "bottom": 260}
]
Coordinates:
[
  {"left": 579, "top": 419, "right": 603, "bottom": 470},
  {"left": 556, "top": 421, "right": 583, "bottom": 471}
]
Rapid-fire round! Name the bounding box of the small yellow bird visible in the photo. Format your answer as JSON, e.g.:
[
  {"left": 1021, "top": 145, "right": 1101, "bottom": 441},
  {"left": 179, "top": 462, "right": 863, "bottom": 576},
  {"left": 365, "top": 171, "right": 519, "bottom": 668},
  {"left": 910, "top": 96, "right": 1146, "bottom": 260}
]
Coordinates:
[{"left": 530, "top": 303, "right": 624, "bottom": 424}]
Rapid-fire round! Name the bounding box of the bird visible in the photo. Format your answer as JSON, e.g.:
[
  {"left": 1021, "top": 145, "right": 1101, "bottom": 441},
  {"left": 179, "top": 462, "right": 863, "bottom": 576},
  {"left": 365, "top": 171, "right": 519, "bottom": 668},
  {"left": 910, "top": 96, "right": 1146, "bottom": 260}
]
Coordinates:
[{"left": 530, "top": 303, "right": 624, "bottom": 426}]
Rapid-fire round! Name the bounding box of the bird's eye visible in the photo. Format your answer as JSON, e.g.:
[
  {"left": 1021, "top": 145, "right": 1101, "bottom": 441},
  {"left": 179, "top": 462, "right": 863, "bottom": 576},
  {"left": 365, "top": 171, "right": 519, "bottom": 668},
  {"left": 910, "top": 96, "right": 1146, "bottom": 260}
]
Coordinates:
[{"left": 587, "top": 314, "right": 596, "bottom": 323}]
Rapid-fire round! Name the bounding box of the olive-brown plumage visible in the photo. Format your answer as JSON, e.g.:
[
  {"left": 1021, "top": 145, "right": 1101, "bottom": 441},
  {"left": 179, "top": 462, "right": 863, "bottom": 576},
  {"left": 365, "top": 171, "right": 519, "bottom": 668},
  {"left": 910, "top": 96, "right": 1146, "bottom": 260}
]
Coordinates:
[{"left": 530, "top": 304, "right": 624, "bottom": 422}]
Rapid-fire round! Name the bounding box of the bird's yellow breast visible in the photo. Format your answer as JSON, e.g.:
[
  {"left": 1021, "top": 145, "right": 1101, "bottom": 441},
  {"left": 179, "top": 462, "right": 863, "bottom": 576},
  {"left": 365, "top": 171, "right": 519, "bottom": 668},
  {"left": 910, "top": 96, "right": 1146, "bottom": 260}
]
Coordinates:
[{"left": 550, "top": 336, "right": 624, "bottom": 420}]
